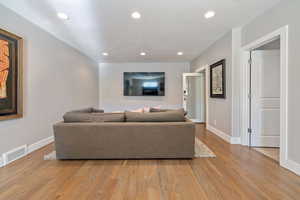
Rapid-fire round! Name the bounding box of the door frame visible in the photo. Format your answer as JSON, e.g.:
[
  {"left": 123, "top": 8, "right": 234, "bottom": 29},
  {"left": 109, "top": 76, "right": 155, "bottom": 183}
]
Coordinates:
[
  {"left": 241, "top": 26, "right": 288, "bottom": 167},
  {"left": 182, "top": 73, "right": 205, "bottom": 122},
  {"left": 195, "top": 65, "right": 209, "bottom": 124}
]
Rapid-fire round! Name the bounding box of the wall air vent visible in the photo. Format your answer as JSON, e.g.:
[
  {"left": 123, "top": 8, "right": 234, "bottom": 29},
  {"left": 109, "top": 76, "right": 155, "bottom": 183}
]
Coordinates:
[{"left": 2, "top": 145, "right": 27, "bottom": 166}]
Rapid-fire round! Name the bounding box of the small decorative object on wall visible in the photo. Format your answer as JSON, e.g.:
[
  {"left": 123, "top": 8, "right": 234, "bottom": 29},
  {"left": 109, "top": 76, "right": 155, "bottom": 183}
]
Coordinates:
[
  {"left": 210, "top": 59, "right": 226, "bottom": 98},
  {"left": 0, "top": 28, "right": 23, "bottom": 121}
]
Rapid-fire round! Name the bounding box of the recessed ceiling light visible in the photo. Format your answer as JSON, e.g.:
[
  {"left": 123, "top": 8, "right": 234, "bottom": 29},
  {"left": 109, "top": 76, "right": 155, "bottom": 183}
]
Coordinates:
[
  {"left": 57, "top": 12, "right": 69, "bottom": 20},
  {"left": 204, "top": 11, "right": 215, "bottom": 19},
  {"left": 140, "top": 52, "right": 146, "bottom": 56},
  {"left": 102, "top": 52, "right": 109, "bottom": 56},
  {"left": 131, "top": 11, "right": 141, "bottom": 19},
  {"left": 177, "top": 52, "right": 183, "bottom": 56}
]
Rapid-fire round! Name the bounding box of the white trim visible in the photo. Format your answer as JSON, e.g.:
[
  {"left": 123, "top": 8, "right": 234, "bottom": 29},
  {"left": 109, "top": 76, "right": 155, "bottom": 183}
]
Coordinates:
[
  {"left": 207, "top": 124, "right": 231, "bottom": 143},
  {"left": 28, "top": 136, "right": 54, "bottom": 154},
  {"left": 0, "top": 136, "right": 54, "bottom": 168},
  {"left": 2, "top": 145, "right": 28, "bottom": 166},
  {"left": 282, "top": 160, "right": 300, "bottom": 176},
  {"left": 241, "top": 51, "right": 251, "bottom": 146},
  {"left": 230, "top": 137, "right": 241, "bottom": 144},
  {"left": 183, "top": 73, "right": 202, "bottom": 77},
  {"left": 241, "top": 26, "right": 289, "bottom": 169},
  {"left": 194, "top": 65, "right": 209, "bottom": 123},
  {"left": 183, "top": 72, "right": 206, "bottom": 123},
  {"left": 207, "top": 124, "right": 240, "bottom": 144}
]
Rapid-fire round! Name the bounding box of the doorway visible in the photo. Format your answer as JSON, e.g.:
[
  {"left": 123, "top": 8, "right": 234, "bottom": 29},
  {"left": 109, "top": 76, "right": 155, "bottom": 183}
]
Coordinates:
[
  {"left": 241, "top": 26, "right": 288, "bottom": 168},
  {"left": 183, "top": 73, "right": 206, "bottom": 123},
  {"left": 250, "top": 39, "right": 281, "bottom": 162}
]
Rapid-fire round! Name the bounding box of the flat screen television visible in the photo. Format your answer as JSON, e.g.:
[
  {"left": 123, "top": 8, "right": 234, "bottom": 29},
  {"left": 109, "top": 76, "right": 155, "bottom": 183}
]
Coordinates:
[{"left": 124, "top": 72, "right": 165, "bottom": 96}]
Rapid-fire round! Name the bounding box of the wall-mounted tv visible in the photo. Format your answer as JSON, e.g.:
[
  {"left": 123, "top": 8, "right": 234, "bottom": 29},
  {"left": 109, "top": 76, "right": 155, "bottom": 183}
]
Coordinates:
[{"left": 124, "top": 72, "right": 165, "bottom": 96}]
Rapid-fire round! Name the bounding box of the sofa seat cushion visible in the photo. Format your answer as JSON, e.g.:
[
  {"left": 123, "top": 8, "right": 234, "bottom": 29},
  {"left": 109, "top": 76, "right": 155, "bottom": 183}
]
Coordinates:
[
  {"left": 63, "top": 112, "right": 124, "bottom": 123},
  {"left": 125, "top": 110, "right": 185, "bottom": 122}
]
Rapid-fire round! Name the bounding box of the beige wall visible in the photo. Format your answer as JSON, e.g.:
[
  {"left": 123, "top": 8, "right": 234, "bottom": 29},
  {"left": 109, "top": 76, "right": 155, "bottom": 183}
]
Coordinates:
[
  {"left": 191, "top": 32, "right": 232, "bottom": 136},
  {"left": 0, "top": 5, "right": 99, "bottom": 155},
  {"left": 241, "top": 0, "right": 300, "bottom": 165},
  {"left": 99, "top": 62, "right": 190, "bottom": 112}
]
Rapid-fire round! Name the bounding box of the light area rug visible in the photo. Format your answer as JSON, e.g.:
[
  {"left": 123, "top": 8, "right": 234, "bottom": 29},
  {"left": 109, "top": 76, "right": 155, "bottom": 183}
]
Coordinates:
[
  {"left": 44, "top": 138, "right": 215, "bottom": 160},
  {"left": 194, "top": 138, "right": 216, "bottom": 158}
]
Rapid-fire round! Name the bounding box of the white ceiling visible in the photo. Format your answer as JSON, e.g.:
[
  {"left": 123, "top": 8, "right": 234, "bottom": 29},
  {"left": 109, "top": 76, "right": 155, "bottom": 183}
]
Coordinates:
[{"left": 0, "top": 0, "right": 280, "bottom": 62}]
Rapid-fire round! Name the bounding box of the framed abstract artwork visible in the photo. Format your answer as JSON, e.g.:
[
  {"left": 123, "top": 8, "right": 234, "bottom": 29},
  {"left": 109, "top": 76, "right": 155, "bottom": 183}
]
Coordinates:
[
  {"left": 210, "top": 59, "right": 226, "bottom": 99},
  {"left": 0, "top": 28, "right": 23, "bottom": 121}
]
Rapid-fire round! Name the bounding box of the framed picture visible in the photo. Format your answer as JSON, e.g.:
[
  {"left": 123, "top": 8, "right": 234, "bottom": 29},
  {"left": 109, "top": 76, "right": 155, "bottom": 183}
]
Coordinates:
[
  {"left": 0, "top": 28, "right": 23, "bottom": 121},
  {"left": 210, "top": 59, "right": 226, "bottom": 98}
]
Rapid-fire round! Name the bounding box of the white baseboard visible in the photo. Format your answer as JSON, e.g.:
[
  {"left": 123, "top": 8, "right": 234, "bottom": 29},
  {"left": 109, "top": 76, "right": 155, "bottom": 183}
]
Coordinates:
[
  {"left": 28, "top": 136, "right": 54, "bottom": 154},
  {"left": 0, "top": 136, "right": 54, "bottom": 168},
  {"left": 282, "top": 159, "right": 300, "bottom": 176},
  {"left": 206, "top": 124, "right": 241, "bottom": 144},
  {"left": 206, "top": 124, "right": 231, "bottom": 143},
  {"left": 230, "top": 137, "right": 242, "bottom": 144}
]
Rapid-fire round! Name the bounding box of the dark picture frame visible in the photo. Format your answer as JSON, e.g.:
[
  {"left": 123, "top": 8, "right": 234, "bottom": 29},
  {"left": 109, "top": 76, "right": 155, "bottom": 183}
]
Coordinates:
[
  {"left": 0, "top": 28, "right": 23, "bottom": 121},
  {"left": 210, "top": 59, "right": 226, "bottom": 99}
]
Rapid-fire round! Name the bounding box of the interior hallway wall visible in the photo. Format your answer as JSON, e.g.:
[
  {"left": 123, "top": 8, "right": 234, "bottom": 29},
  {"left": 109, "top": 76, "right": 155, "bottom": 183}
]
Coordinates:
[
  {"left": 0, "top": 5, "right": 99, "bottom": 156},
  {"left": 241, "top": 0, "right": 300, "bottom": 165},
  {"left": 99, "top": 62, "right": 190, "bottom": 112},
  {"left": 190, "top": 32, "right": 233, "bottom": 136}
]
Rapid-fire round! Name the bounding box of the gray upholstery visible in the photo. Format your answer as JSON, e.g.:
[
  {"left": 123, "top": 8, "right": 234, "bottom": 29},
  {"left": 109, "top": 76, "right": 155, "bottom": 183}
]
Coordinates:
[
  {"left": 125, "top": 110, "right": 185, "bottom": 122},
  {"left": 69, "top": 107, "right": 93, "bottom": 113},
  {"left": 92, "top": 108, "right": 105, "bottom": 113},
  {"left": 68, "top": 107, "right": 104, "bottom": 113},
  {"left": 53, "top": 120, "right": 195, "bottom": 159},
  {"left": 150, "top": 108, "right": 187, "bottom": 116},
  {"left": 63, "top": 112, "right": 125, "bottom": 123}
]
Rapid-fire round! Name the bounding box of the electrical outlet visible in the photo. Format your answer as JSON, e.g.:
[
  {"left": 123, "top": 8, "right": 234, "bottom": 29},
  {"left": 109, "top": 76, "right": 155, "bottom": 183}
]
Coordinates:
[{"left": 214, "top": 120, "right": 217, "bottom": 126}]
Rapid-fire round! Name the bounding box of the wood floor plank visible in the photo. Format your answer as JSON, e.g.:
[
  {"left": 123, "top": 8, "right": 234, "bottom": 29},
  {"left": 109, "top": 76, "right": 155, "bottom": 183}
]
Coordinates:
[{"left": 0, "top": 124, "right": 300, "bottom": 200}]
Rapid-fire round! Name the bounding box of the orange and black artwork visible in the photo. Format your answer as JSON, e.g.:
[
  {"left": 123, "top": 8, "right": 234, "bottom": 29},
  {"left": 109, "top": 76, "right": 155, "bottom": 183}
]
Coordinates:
[{"left": 0, "top": 29, "right": 23, "bottom": 120}]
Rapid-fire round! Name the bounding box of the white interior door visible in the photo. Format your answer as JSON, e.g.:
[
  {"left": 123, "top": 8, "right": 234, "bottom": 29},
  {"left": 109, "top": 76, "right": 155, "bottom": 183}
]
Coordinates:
[
  {"left": 251, "top": 50, "right": 280, "bottom": 147},
  {"left": 183, "top": 73, "right": 205, "bottom": 123}
]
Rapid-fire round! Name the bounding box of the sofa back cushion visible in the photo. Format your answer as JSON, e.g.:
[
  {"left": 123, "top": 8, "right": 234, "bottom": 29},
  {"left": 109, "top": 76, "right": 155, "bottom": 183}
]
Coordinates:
[
  {"left": 91, "top": 108, "right": 105, "bottom": 113},
  {"left": 68, "top": 107, "right": 104, "bottom": 113},
  {"left": 125, "top": 110, "right": 186, "bottom": 122},
  {"left": 69, "top": 107, "right": 93, "bottom": 113},
  {"left": 149, "top": 108, "right": 187, "bottom": 116},
  {"left": 63, "top": 112, "right": 124, "bottom": 123}
]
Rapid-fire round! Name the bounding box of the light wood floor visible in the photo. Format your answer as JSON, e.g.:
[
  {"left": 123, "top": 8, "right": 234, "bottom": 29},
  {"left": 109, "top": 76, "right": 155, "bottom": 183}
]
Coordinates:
[
  {"left": 1, "top": 124, "right": 300, "bottom": 200},
  {"left": 254, "top": 147, "right": 280, "bottom": 162}
]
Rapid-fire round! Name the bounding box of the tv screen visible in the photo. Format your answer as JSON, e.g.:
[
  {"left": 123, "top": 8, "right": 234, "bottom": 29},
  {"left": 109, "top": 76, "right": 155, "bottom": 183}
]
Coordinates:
[{"left": 124, "top": 72, "right": 165, "bottom": 96}]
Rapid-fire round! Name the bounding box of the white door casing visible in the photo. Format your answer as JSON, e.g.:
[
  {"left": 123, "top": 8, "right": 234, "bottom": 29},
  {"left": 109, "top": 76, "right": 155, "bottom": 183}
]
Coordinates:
[
  {"left": 183, "top": 73, "right": 205, "bottom": 122},
  {"left": 241, "top": 25, "right": 289, "bottom": 171},
  {"left": 251, "top": 50, "right": 280, "bottom": 147}
]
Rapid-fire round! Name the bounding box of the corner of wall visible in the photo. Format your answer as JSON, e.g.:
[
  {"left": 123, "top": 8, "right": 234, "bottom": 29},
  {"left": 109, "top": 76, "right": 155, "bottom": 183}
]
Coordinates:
[
  {"left": 231, "top": 27, "right": 242, "bottom": 138},
  {"left": 207, "top": 124, "right": 241, "bottom": 144}
]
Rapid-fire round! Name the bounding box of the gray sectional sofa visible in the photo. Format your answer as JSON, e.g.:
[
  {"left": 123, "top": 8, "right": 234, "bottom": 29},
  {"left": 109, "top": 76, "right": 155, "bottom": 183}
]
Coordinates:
[{"left": 53, "top": 108, "right": 195, "bottom": 159}]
